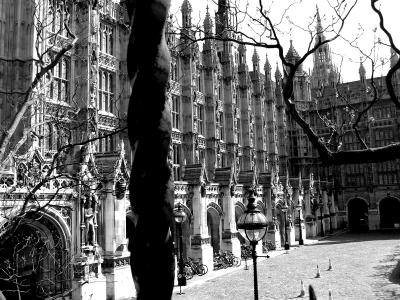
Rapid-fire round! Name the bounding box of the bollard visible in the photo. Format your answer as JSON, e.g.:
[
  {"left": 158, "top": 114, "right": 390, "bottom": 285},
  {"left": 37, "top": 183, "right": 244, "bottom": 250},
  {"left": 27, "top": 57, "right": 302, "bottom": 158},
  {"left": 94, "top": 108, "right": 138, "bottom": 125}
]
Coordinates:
[
  {"left": 328, "top": 258, "right": 333, "bottom": 271},
  {"left": 315, "top": 264, "right": 321, "bottom": 278},
  {"left": 298, "top": 280, "right": 305, "bottom": 297}
]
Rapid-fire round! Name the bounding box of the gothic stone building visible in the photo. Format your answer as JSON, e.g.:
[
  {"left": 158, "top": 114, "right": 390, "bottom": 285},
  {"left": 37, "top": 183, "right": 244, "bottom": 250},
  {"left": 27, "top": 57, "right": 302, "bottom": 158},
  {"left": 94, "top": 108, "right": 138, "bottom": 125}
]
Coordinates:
[{"left": 0, "top": 0, "right": 400, "bottom": 299}]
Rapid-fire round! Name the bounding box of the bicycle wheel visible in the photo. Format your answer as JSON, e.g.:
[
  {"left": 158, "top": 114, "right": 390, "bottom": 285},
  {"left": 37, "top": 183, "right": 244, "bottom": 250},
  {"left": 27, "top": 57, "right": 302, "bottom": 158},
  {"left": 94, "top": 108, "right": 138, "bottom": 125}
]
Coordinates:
[
  {"left": 233, "top": 256, "right": 241, "bottom": 267},
  {"left": 198, "top": 264, "right": 208, "bottom": 276},
  {"left": 184, "top": 266, "right": 193, "bottom": 280}
]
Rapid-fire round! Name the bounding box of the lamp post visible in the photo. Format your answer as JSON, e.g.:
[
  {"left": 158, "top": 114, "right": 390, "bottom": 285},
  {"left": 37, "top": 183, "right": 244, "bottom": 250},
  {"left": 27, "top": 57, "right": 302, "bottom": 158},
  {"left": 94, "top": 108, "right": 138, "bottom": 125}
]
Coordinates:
[
  {"left": 297, "top": 201, "right": 304, "bottom": 245},
  {"left": 281, "top": 202, "right": 290, "bottom": 250},
  {"left": 237, "top": 190, "right": 268, "bottom": 300},
  {"left": 328, "top": 200, "right": 333, "bottom": 234},
  {"left": 174, "top": 203, "right": 187, "bottom": 292},
  {"left": 318, "top": 194, "right": 325, "bottom": 237}
]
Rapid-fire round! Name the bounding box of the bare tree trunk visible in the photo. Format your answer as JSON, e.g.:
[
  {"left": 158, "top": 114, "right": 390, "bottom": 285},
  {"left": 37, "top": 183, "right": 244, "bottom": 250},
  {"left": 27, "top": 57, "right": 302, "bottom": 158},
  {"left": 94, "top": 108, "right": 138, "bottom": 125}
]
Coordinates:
[{"left": 125, "top": 0, "right": 175, "bottom": 299}]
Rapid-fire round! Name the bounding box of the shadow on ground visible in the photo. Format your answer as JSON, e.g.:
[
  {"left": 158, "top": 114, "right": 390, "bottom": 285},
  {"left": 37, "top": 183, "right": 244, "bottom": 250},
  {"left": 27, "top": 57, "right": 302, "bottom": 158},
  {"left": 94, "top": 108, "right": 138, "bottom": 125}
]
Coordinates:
[
  {"left": 306, "top": 231, "right": 400, "bottom": 247},
  {"left": 371, "top": 244, "right": 400, "bottom": 298}
]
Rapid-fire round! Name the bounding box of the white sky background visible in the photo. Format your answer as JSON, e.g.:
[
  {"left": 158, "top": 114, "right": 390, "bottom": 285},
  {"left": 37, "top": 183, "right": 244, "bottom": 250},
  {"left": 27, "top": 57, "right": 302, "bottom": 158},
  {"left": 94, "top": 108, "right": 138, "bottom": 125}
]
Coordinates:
[{"left": 169, "top": 0, "right": 400, "bottom": 83}]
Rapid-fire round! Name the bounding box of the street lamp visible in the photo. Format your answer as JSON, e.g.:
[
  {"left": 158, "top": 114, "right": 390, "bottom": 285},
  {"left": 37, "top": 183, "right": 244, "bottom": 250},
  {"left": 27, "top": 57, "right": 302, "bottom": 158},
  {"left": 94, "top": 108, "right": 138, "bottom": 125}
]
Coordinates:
[
  {"left": 237, "top": 190, "right": 268, "bottom": 300},
  {"left": 174, "top": 203, "right": 187, "bottom": 291},
  {"left": 297, "top": 201, "right": 304, "bottom": 245},
  {"left": 328, "top": 200, "right": 333, "bottom": 234},
  {"left": 318, "top": 194, "right": 325, "bottom": 237},
  {"left": 281, "top": 202, "right": 290, "bottom": 250}
]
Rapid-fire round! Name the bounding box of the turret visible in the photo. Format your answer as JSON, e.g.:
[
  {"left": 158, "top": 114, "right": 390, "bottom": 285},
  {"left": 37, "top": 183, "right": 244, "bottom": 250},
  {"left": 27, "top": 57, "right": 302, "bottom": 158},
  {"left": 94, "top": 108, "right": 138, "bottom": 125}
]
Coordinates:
[
  {"left": 285, "top": 40, "right": 302, "bottom": 72},
  {"left": 203, "top": 5, "right": 213, "bottom": 36},
  {"left": 264, "top": 53, "right": 274, "bottom": 100},
  {"left": 238, "top": 37, "right": 246, "bottom": 66},
  {"left": 275, "top": 64, "right": 282, "bottom": 82},
  {"left": 264, "top": 53, "right": 272, "bottom": 80},
  {"left": 181, "top": 0, "right": 192, "bottom": 28},
  {"left": 203, "top": 6, "right": 214, "bottom": 52},
  {"left": 252, "top": 48, "right": 260, "bottom": 73}
]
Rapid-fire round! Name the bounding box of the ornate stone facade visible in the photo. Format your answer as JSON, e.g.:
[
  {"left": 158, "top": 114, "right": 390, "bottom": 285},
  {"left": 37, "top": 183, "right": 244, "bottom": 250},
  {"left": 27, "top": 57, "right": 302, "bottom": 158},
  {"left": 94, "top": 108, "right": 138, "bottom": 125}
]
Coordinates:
[{"left": 1, "top": 0, "right": 400, "bottom": 299}]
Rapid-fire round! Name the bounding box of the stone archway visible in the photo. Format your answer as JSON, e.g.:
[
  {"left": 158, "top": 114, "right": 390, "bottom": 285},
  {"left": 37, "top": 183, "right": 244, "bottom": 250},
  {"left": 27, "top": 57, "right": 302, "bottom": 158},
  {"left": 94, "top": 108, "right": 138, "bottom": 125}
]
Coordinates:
[
  {"left": 0, "top": 215, "right": 70, "bottom": 300},
  {"left": 207, "top": 207, "right": 221, "bottom": 254},
  {"left": 379, "top": 197, "right": 400, "bottom": 228},
  {"left": 347, "top": 198, "right": 369, "bottom": 232}
]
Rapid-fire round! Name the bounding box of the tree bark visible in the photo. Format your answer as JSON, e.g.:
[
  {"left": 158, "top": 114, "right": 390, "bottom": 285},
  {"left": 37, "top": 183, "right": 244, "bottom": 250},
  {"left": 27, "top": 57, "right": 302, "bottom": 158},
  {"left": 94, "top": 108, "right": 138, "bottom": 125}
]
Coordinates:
[{"left": 125, "top": 1, "right": 175, "bottom": 299}]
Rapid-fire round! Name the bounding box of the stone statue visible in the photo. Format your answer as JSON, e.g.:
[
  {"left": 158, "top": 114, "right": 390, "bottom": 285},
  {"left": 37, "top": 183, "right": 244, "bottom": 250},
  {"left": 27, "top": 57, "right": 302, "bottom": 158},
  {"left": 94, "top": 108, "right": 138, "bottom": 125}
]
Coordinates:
[{"left": 84, "top": 194, "right": 97, "bottom": 246}]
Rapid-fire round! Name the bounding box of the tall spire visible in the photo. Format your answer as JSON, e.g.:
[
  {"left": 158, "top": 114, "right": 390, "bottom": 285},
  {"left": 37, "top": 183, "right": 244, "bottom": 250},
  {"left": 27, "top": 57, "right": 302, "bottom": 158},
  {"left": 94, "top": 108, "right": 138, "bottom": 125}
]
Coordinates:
[
  {"left": 264, "top": 53, "right": 271, "bottom": 79},
  {"left": 316, "top": 5, "right": 323, "bottom": 35},
  {"left": 252, "top": 48, "right": 260, "bottom": 72},
  {"left": 359, "top": 57, "right": 366, "bottom": 82},
  {"left": 203, "top": 4, "right": 213, "bottom": 36},
  {"left": 275, "top": 63, "right": 282, "bottom": 82}
]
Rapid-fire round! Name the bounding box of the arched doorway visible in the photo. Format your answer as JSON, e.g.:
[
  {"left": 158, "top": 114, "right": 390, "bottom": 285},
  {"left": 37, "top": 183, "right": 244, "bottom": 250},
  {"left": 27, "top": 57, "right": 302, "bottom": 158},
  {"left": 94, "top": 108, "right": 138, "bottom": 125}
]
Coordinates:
[
  {"left": 347, "top": 198, "right": 369, "bottom": 232},
  {"left": 379, "top": 197, "right": 400, "bottom": 228},
  {"left": 0, "top": 217, "right": 69, "bottom": 300},
  {"left": 207, "top": 208, "right": 221, "bottom": 254}
]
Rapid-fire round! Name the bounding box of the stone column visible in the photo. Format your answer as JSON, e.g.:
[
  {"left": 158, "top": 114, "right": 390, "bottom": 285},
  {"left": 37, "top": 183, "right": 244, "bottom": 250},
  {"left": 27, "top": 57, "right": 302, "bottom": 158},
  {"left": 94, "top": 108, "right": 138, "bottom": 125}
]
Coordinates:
[
  {"left": 330, "top": 192, "right": 338, "bottom": 231},
  {"left": 368, "top": 209, "right": 380, "bottom": 230},
  {"left": 287, "top": 213, "right": 296, "bottom": 246},
  {"left": 296, "top": 193, "right": 307, "bottom": 244},
  {"left": 189, "top": 185, "right": 213, "bottom": 272},
  {"left": 220, "top": 186, "right": 241, "bottom": 258},
  {"left": 101, "top": 180, "right": 135, "bottom": 300},
  {"left": 322, "top": 189, "right": 330, "bottom": 233},
  {"left": 304, "top": 191, "right": 317, "bottom": 238},
  {"left": 265, "top": 192, "right": 281, "bottom": 249}
]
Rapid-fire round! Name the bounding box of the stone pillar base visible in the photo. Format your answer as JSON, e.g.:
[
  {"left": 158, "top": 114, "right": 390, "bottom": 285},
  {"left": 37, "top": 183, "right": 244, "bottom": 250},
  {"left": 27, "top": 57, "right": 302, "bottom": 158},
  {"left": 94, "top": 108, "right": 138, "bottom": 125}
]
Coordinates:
[
  {"left": 102, "top": 255, "right": 136, "bottom": 300},
  {"left": 288, "top": 226, "right": 296, "bottom": 245},
  {"left": 332, "top": 213, "right": 338, "bottom": 230},
  {"left": 266, "top": 229, "right": 281, "bottom": 250},
  {"left": 189, "top": 236, "right": 214, "bottom": 273},
  {"left": 306, "top": 221, "right": 316, "bottom": 238},
  {"left": 72, "top": 259, "right": 106, "bottom": 300},
  {"left": 369, "top": 209, "right": 379, "bottom": 230},
  {"left": 221, "top": 232, "right": 241, "bottom": 258}
]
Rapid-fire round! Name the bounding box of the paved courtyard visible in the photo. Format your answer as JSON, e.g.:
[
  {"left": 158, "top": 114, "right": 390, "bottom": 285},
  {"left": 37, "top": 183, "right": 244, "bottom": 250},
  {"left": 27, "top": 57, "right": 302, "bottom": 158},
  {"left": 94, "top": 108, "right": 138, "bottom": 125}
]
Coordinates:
[{"left": 172, "top": 231, "right": 400, "bottom": 299}]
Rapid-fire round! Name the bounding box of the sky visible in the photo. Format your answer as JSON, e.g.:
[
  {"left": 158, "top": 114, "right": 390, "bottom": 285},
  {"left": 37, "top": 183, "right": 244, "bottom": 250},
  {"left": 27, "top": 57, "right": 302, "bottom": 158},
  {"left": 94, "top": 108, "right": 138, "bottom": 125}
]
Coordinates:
[{"left": 169, "top": 0, "right": 400, "bottom": 83}]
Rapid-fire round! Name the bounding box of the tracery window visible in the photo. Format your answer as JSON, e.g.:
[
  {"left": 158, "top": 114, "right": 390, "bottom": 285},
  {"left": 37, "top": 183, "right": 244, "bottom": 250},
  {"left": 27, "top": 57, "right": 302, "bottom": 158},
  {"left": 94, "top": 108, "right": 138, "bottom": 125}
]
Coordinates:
[
  {"left": 172, "top": 143, "right": 181, "bottom": 180},
  {"left": 49, "top": 0, "right": 71, "bottom": 36},
  {"left": 171, "top": 95, "right": 180, "bottom": 129},
  {"left": 98, "top": 131, "right": 115, "bottom": 153},
  {"left": 98, "top": 69, "right": 115, "bottom": 113},
  {"left": 99, "top": 23, "right": 114, "bottom": 55},
  {"left": 170, "top": 59, "right": 178, "bottom": 81},
  {"left": 197, "top": 104, "right": 204, "bottom": 135},
  {"left": 219, "top": 112, "right": 225, "bottom": 141},
  {"left": 49, "top": 57, "right": 70, "bottom": 102}
]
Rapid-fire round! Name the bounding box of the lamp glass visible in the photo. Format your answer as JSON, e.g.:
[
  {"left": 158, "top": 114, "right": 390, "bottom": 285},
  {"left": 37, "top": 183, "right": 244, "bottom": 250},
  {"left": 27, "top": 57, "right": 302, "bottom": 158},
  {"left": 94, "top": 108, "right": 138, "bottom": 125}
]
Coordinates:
[
  {"left": 237, "top": 211, "right": 268, "bottom": 243},
  {"left": 174, "top": 206, "right": 187, "bottom": 223}
]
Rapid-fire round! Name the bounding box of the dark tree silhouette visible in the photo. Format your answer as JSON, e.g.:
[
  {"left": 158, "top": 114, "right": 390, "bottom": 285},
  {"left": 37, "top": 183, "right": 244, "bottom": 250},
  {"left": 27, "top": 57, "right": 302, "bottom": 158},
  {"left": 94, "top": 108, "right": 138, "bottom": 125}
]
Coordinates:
[{"left": 125, "top": 0, "right": 175, "bottom": 299}]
